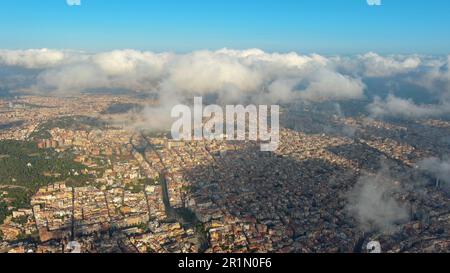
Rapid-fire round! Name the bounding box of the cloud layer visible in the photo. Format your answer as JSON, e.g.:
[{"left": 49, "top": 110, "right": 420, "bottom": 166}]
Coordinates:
[
  {"left": 367, "top": 95, "right": 450, "bottom": 118},
  {"left": 1, "top": 48, "right": 365, "bottom": 104},
  {"left": 346, "top": 168, "right": 409, "bottom": 233},
  {"left": 418, "top": 157, "right": 450, "bottom": 190},
  {"left": 1, "top": 48, "right": 449, "bottom": 119},
  {"left": 0, "top": 49, "right": 69, "bottom": 69}
]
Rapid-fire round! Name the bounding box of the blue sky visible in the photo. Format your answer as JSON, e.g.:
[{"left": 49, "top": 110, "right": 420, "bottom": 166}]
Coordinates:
[{"left": 0, "top": 0, "right": 449, "bottom": 54}]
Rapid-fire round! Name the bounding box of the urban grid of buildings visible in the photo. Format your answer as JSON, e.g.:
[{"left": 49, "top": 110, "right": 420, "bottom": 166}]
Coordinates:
[{"left": 0, "top": 95, "right": 449, "bottom": 253}]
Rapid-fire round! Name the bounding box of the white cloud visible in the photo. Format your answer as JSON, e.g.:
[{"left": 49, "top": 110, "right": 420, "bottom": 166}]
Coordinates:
[
  {"left": 2, "top": 48, "right": 450, "bottom": 120},
  {"left": 418, "top": 158, "right": 450, "bottom": 190},
  {"left": 347, "top": 166, "right": 408, "bottom": 233},
  {"left": 359, "top": 52, "right": 421, "bottom": 77},
  {"left": 367, "top": 0, "right": 382, "bottom": 6},
  {"left": 332, "top": 53, "right": 422, "bottom": 78},
  {"left": 411, "top": 55, "right": 450, "bottom": 99},
  {"left": 1, "top": 48, "right": 366, "bottom": 104},
  {"left": 367, "top": 95, "right": 450, "bottom": 118},
  {"left": 67, "top": 0, "right": 81, "bottom": 6}
]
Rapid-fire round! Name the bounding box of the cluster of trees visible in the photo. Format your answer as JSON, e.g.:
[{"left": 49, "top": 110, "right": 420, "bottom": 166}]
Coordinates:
[
  {"left": 0, "top": 189, "right": 30, "bottom": 224},
  {"left": 0, "top": 140, "right": 89, "bottom": 224},
  {"left": 0, "top": 140, "right": 87, "bottom": 190},
  {"left": 124, "top": 178, "right": 160, "bottom": 194},
  {"left": 65, "top": 178, "right": 90, "bottom": 189},
  {"left": 2, "top": 188, "right": 32, "bottom": 210}
]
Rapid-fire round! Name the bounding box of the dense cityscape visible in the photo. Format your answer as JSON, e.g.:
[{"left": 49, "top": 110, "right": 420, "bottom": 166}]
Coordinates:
[
  {"left": 0, "top": 95, "right": 449, "bottom": 253},
  {"left": 0, "top": 0, "right": 450, "bottom": 261}
]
